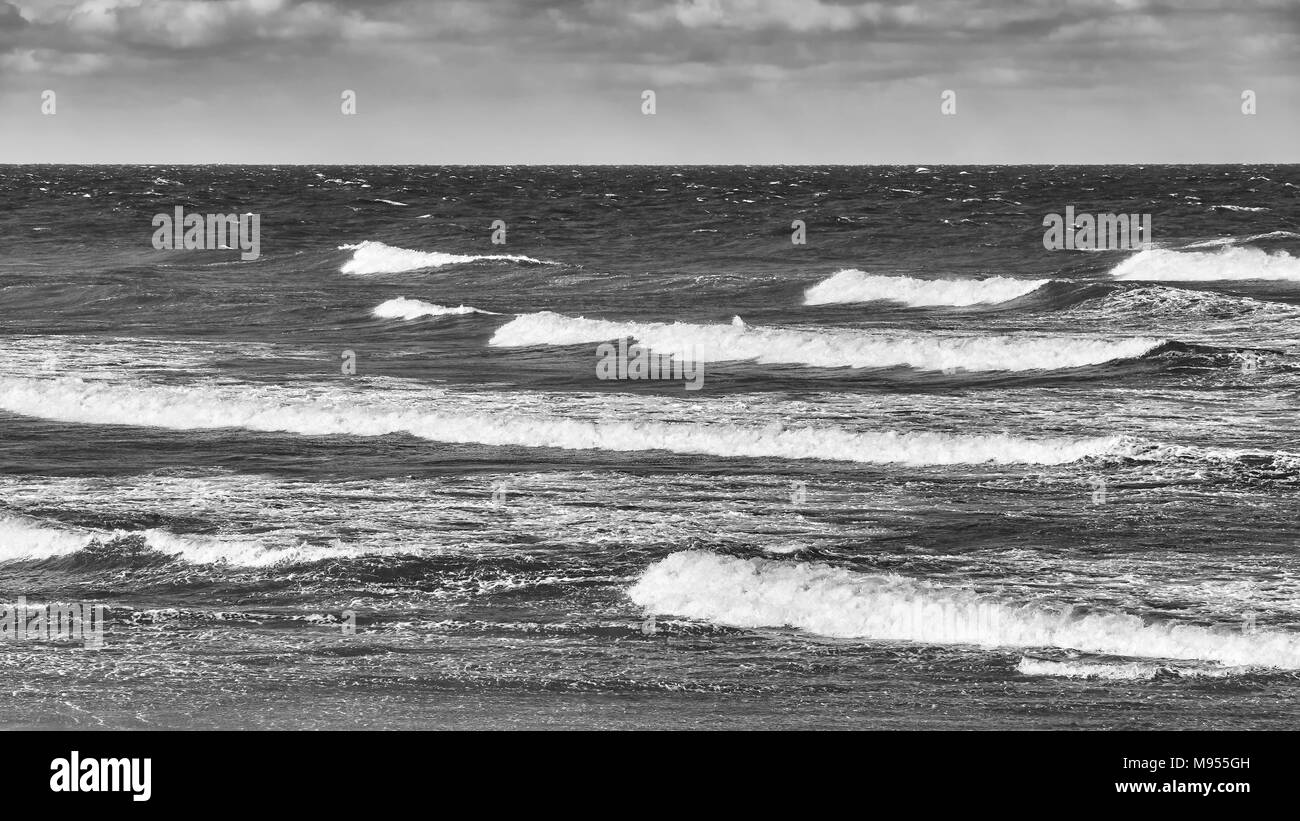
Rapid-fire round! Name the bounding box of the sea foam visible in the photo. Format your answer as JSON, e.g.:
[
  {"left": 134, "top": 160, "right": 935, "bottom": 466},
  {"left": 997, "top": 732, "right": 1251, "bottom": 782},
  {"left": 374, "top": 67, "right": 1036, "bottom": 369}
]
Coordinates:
[
  {"left": 804, "top": 270, "right": 1049, "bottom": 307},
  {"left": 372, "top": 297, "right": 498, "bottom": 320},
  {"left": 629, "top": 551, "right": 1300, "bottom": 669},
  {"left": 0, "top": 377, "right": 1128, "bottom": 466},
  {"left": 490, "top": 311, "right": 1163, "bottom": 372},
  {"left": 0, "top": 514, "right": 384, "bottom": 567},
  {"left": 340, "top": 240, "right": 551, "bottom": 275},
  {"left": 1111, "top": 246, "right": 1300, "bottom": 282},
  {"left": 1015, "top": 656, "right": 1247, "bottom": 680}
]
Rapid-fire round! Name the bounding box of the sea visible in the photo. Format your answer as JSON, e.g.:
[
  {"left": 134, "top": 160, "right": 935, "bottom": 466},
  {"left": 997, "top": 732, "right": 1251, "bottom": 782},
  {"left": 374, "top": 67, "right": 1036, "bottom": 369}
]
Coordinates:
[{"left": 1, "top": 164, "right": 1298, "bottom": 729}]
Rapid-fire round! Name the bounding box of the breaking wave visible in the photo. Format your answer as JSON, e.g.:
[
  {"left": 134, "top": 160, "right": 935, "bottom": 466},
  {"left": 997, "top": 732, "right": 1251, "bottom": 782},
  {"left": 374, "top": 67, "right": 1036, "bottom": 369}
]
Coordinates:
[
  {"left": 339, "top": 240, "right": 553, "bottom": 275},
  {"left": 804, "top": 270, "right": 1049, "bottom": 307},
  {"left": 1111, "top": 246, "right": 1300, "bottom": 282},
  {"left": 372, "top": 297, "right": 498, "bottom": 320},
  {"left": 0, "top": 514, "right": 91, "bottom": 560},
  {"left": 0, "top": 513, "right": 385, "bottom": 567},
  {"left": 628, "top": 551, "right": 1300, "bottom": 669},
  {"left": 0, "top": 377, "right": 1128, "bottom": 466},
  {"left": 490, "top": 311, "right": 1163, "bottom": 372}
]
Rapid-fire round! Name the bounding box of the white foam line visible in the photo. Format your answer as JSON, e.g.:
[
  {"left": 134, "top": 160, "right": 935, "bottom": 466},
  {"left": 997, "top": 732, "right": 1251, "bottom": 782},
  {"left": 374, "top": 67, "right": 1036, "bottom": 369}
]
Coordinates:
[
  {"left": 372, "top": 297, "right": 498, "bottom": 320},
  {"left": 0, "top": 377, "right": 1128, "bottom": 466},
  {"left": 805, "top": 270, "right": 1049, "bottom": 307},
  {"left": 1112, "top": 246, "right": 1300, "bottom": 282},
  {"left": 491, "top": 311, "right": 1163, "bottom": 372},
  {"left": 339, "top": 240, "right": 552, "bottom": 275},
  {"left": 630, "top": 551, "right": 1300, "bottom": 669}
]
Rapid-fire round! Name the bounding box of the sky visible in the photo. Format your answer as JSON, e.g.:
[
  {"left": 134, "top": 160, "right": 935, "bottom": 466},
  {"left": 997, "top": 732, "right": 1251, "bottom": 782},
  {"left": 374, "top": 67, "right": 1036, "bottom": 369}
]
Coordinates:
[{"left": 0, "top": 0, "right": 1296, "bottom": 164}]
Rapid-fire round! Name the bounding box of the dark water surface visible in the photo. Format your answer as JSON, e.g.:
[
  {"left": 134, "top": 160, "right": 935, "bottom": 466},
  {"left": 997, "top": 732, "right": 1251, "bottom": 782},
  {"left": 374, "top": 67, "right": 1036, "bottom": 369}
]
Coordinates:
[{"left": 1, "top": 165, "right": 1298, "bottom": 728}]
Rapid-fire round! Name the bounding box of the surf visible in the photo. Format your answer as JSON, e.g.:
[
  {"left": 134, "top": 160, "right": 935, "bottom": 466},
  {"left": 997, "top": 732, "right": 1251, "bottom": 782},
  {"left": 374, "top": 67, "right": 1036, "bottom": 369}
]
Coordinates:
[
  {"left": 490, "top": 311, "right": 1165, "bottom": 372},
  {"left": 1111, "top": 246, "right": 1300, "bottom": 282},
  {"left": 0, "top": 376, "right": 1130, "bottom": 466},
  {"left": 0, "top": 513, "right": 395, "bottom": 567},
  {"left": 629, "top": 551, "right": 1300, "bottom": 670},
  {"left": 372, "top": 297, "right": 499, "bottom": 320},
  {"left": 1071, "top": 284, "right": 1300, "bottom": 319},
  {"left": 339, "top": 240, "right": 553, "bottom": 275},
  {"left": 803, "top": 270, "right": 1050, "bottom": 307}
]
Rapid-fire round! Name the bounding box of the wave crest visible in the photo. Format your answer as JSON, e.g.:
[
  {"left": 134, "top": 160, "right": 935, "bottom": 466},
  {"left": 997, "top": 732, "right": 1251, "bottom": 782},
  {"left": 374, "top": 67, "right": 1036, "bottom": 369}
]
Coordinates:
[
  {"left": 0, "top": 514, "right": 386, "bottom": 567},
  {"left": 339, "top": 240, "right": 552, "bottom": 275},
  {"left": 491, "top": 311, "right": 1163, "bottom": 372},
  {"left": 372, "top": 297, "right": 498, "bottom": 320},
  {"left": 1111, "top": 246, "right": 1300, "bottom": 282},
  {"left": 0, "top": 377, "right": 1126, "bottom": 466},
  {"left": 804, "top": 270, "right": 1049, "bottom": 307},
  {"left": 629, "top": 551, "right": 1300, "bottom": 669}
]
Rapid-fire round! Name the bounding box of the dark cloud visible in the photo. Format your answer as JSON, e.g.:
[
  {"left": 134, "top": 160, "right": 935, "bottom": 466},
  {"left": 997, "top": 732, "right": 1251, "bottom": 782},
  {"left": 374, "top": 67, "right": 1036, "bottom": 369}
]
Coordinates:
[
  {"left": 0, "top": 2, "right": 27, "bottom": 28},
  {"left": 6, "top": 0, "right": 1297, "bottom": 84}
]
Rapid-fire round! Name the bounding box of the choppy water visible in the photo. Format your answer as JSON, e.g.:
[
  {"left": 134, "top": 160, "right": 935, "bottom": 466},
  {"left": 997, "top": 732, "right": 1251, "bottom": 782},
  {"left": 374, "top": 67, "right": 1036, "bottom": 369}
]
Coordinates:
[{"left": 2, "top": 165, "right": 1298, "bottom": 729}]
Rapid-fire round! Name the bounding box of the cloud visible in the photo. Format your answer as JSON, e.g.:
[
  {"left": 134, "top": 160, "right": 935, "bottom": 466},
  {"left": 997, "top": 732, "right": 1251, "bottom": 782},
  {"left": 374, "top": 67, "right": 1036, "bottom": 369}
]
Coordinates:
[
  {"left": 665, "top": 0, "right": 888, "bottom": 32},
  {"left": 58, "top": 0, "right": 380, "bottom": 50},
  {"left": 2, "top": 0, "right": 1297, "bottom": 95},
  {"left": 0, "top": 1, "right": 27, "bottom": 28},
  {"left": 0, "top": 45, "right": 108, "bottom": 72}
]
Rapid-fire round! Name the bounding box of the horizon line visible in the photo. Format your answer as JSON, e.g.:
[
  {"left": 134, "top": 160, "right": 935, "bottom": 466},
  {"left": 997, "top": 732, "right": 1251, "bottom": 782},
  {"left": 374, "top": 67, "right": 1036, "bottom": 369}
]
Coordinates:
[{"left": 3, "top": 161, "right": 1297, "bottom": 167}]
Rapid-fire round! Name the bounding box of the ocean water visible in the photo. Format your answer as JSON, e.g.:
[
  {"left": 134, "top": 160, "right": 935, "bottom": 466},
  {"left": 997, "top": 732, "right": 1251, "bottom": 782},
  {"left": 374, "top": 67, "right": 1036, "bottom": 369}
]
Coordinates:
[{"left": 1, "top": 164, "right": 1298, "bottom": 729}]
